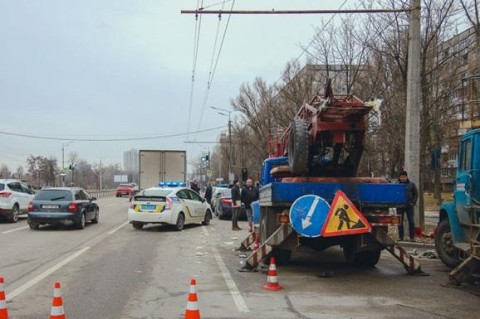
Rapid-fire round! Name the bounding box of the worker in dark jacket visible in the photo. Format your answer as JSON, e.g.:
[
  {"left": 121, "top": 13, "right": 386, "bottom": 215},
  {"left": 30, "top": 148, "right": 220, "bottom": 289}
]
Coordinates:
[
  {"left": 241, "top": 178, "right": 259, "bottom": 232},
  {"left": 204, "top": 182, "right": 212, "bottom": 205},
  {"left": 397, "top": 171, "right": 418, "bottom": 242},
  {"left": 231, "top": 179, "right": 242, "bottom": 231}
]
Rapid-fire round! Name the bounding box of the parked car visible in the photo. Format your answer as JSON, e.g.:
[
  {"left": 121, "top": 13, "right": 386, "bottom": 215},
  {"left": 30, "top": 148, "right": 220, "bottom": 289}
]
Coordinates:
[
  {"left": 27, "top": 187, "right": 99, "bottom": 230},
  {"left": 128, "top": 186, "right": 212, "bottom": 231},
  {"left": 211, "top": 187, "right": 229, "bottom": 213},
  {"left": 116, "top": 184, "right": 136, "bottom": 197},
  {"left": 215, "top": 188, "right": 248, "bottom": 220},
  {"left": 0, "top": 179, "right": 35, "bottom": 223}
]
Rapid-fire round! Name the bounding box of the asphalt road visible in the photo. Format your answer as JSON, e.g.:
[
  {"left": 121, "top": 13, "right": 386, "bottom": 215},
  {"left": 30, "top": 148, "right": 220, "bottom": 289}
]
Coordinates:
[{"left": 1, "top": 197, "right": 478, "bottom": 319}]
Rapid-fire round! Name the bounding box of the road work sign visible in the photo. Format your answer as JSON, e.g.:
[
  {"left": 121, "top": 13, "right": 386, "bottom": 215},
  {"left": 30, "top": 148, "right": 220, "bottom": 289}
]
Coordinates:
[
  {"left": 289, "top": 195, "right": 330, "bottom": 238},
  {"left": 321, "top": 190, "right": 371, "bottom": 237}
]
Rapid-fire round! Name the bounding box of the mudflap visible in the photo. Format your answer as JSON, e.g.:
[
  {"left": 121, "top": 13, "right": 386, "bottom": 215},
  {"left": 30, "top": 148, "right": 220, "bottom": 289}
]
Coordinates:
[{"left": 373, "top": 227, "right": 429, "bottom": 276}]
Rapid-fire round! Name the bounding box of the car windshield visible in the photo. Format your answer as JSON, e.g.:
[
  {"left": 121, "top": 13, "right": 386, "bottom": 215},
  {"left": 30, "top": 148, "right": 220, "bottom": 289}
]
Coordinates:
[{"left": 35, "top": 190, "right": 73, "bottom": 201}]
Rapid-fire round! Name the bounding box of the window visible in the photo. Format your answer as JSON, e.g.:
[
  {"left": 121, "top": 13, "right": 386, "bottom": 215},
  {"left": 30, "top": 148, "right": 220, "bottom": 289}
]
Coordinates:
[
  {"left": 7, "top": 182, "right": 22, "bottom": 192},
  {"left": 188, "top": 189, "right": 202, "bottom": 202},
  {"left": 80, "top": 190, "right": 90, "bottom": 200},
  {"left": 35, "top": 190, "right": 73, "bottom": 201},
  {"left": 460, "top": 139, "right": 472, "bottom": 171},
  {"left": 176, "top": 189, "right": 191, "bottom": 200},
  {"left": 0, "top": 183, "right": 5, "bottom": 191}
]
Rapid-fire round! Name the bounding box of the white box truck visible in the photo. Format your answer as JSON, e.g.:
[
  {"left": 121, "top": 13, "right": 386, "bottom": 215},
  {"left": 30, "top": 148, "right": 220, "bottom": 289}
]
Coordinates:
[{"left": 138, "top": 150, "right": 187, "bottom": 189}]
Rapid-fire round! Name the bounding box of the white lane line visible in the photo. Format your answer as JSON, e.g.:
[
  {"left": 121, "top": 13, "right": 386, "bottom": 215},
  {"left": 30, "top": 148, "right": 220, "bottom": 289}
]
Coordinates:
[
  {"left": 2, "top": 226, "right": 29, "bottom": 234},
  {"left": 204, "top": 228, "right": 250, "bottom": 313},
  {"left": 107, "top": 221, "right": 129, "bottom": 235},
  {"left": 6, "top": 246, "right": 91, "bottom": 301}
]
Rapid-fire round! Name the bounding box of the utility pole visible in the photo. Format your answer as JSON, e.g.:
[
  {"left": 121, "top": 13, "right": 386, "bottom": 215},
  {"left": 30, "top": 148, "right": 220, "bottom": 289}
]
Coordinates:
[
  {"left": 228, "top": 112, "right": 233, "bottom": 182},
  {"left": 404, "top": 0, "right": 423, "bottom": 230},
  {"left": 99, "top": 160, "right": 103, "bottom": 191},
  {"left": 62, "top": 144, "right": 65, "bottom": 187}
]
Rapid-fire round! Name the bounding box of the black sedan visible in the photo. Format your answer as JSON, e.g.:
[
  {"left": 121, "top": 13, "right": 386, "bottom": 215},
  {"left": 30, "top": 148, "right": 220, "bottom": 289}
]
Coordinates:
[{"left": 27, "top": 187, "right": 99, "bottom": 230}]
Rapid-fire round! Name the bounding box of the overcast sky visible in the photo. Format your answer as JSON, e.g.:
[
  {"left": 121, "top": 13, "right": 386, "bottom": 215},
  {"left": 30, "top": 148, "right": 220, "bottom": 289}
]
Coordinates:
[{"left": 0, "top": 0, "right": 355, "bottom": 172}]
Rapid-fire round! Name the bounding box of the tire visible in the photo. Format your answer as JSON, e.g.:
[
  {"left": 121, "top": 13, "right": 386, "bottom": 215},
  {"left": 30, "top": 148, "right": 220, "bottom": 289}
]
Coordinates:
[
  {"left": 28, "top": 220, "right": 39, "bottom": 230},
  {"left": 288, "top": 119, "right": 309, "bottom": 175},
  {"left": 91, "top": 209, "right": 99, "bottom": 224},
  {"left": 175, "top": 213, "right": 185, "bottom": 231},
  {"left": 9, "top": 205, "right": 20, "bottom": 223},
  {"left": 435, "top": 219, "right": 462, "bottom": 268},
  {"left": 132, "top": 222, "right": 144, "bottom": 230},
  {"left": 76, "top": 213, "right": 86, "bottom": 230},
  {"left": 202, "top": 211, "right": 212, "bottom": 225},
  {"left": 343, "top": 245, "right": 381, "bottom": 267}
]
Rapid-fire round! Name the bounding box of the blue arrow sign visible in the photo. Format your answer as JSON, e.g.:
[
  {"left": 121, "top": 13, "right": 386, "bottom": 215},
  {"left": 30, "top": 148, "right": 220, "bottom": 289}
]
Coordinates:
[{"left": 289, "top": 195, "right": 330, "bottom": 238}]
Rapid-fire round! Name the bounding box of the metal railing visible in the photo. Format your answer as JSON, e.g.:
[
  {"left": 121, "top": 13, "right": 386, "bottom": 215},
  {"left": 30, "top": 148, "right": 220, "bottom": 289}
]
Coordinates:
[{"left": 87, "top": 189, "right": 116, "bottom": 198}]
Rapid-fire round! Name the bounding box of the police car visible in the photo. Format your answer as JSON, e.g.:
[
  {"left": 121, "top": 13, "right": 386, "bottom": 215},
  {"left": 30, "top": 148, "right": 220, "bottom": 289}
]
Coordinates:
[{"left": 128, "top": 182, "right": 212, "bottom": 231}]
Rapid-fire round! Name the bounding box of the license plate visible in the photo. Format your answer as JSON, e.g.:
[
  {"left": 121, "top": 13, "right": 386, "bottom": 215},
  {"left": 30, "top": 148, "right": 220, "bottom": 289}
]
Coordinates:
[
  {"left": 141, "top": 205, "right": 157, "bottom": 211},
  {"left": 42, "top": 205, "right": 59, "bottom": 209}
]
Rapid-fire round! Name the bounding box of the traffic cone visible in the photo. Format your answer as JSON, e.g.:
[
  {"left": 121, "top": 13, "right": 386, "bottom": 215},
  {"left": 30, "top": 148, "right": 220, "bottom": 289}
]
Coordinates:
[
  {"left": 262, "top": 257, "right": 284, "bottom": 291},
  {"left": 0, "top": 277, "right": 8, "bottom": 319},
  {"left": 184, "top": 279, "right": 200, "bottom": 319},
  {"left": 50, "top": 282, "right": 66, "bottom": 319}
]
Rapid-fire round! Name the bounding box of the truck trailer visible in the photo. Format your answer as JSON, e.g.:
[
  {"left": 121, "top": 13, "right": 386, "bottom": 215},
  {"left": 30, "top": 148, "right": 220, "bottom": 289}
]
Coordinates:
[{"left": 138, "top": 150, "right": 186, "bottom": 190}]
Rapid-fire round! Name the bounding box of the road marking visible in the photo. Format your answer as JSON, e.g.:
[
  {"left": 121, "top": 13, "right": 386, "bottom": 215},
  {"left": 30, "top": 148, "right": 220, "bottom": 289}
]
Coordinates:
[
  {"left": 204, "top": 228, "right": 249, "bottom": 313},
  {"left": 2, "top": 226, "right": 29, "bottom": 234},
  {"left": 107, "top": 221, "right": 129, "bottom": 235},
  {"left": 6, "top": 247, "right": 91, "bottom": 301}
]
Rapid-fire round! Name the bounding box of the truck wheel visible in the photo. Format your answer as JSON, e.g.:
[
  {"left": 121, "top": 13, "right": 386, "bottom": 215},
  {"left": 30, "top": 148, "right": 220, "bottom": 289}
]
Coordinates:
[
  {"left": 343, "top": 245, "right": 381, "bottom": 267},
  {"left": 435, "top": 219, "right": 462, "bottom": 268},
  {"left": 288, "top": 119, "right": 309, "bottom": 175}
]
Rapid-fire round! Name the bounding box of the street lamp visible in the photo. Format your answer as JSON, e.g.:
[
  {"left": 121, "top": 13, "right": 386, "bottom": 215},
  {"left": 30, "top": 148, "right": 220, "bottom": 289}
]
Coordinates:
[
  {"left": 210, "top": 106, "right": 234, "bottom": 182},
  {"left": 61, "top": 141, "right": 74, "bottom": 187}
]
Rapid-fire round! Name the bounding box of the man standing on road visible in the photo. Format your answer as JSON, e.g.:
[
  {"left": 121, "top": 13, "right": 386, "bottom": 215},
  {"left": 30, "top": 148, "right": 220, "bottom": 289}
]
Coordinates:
[
  {"left": 241, "top": 178, "right": 259, "bottom": 232},
  {"left": 204, "top": 182, "right": 213, "bottom": 206},
  {"left": 397, "top": 170, "right": 418, "bottom": 242},
  {"left": 231, "top": 179, "right": 242, "bottom": 231},
  {"left": 190, "top": 180, "right": 200, "bottom": 193}
]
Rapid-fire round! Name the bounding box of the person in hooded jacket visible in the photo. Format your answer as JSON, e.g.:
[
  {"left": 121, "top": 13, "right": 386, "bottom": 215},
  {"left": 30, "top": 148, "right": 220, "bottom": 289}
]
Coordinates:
[{"left": 397, "top": 171, "right": 418, "bottom": 242}]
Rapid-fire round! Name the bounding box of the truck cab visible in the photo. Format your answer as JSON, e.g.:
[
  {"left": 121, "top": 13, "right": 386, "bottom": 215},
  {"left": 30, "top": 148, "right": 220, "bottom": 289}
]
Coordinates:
[{"left": 435, "top": 128, "right": 480, "bottom": 282}]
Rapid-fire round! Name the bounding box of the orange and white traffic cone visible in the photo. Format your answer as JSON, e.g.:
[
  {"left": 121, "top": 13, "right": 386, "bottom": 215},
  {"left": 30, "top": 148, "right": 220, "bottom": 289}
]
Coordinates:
[
  {"left": 0, "top": 277, "right": 8, "bottom": 319},
  {"left": 184, "top": 279, "right": 200, "bottom": 319},
  {"left": 50, "top": 282, "right": 66, "bottom": 319},
  {"left": 262, "top": 257, "right": 284, "bottom": 291}
]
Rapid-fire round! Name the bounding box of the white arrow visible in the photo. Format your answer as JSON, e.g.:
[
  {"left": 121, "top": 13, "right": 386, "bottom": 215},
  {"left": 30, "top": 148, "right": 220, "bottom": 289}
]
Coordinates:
[{"left": 302, "top": 197, "right": 320, "bottom": 229}]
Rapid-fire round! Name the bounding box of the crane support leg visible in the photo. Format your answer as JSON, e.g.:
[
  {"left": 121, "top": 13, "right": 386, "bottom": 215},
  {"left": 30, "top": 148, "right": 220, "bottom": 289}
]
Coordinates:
[
  {"left": 372, "top": 228, "right": 428, "bottom": 275},
  {"left": 448, "top": 255, "right": 480, "bottom": 285}
]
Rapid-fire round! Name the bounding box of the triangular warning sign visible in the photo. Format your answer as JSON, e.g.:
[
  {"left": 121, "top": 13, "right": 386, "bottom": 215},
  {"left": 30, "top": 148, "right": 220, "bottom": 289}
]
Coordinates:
[{"left": 321, "top": 190, "right": 371, "bottom": 237}]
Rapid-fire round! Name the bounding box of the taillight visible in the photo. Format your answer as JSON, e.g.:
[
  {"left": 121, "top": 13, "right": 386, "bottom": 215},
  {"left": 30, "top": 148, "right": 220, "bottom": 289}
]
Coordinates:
[
  {"left": 68, "top": 202, "right": 78, "bottom": 213},
  {"left": 28, "top": 201, "right": 34, "bottom": 212},
  {"left": 220, "top": 198, "right": 232, "bottom": 205},
  {"left": 166, "top": 197, "right": 173, "bottom": 210},
  {"left": 0, "top": 192, "right": 12, "bottom": 198}
]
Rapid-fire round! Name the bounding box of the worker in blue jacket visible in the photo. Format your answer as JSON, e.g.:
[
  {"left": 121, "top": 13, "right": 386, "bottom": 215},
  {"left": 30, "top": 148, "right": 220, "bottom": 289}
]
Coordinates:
[{"left": 397, "top": 171, "right": 418, "bottom": 242}]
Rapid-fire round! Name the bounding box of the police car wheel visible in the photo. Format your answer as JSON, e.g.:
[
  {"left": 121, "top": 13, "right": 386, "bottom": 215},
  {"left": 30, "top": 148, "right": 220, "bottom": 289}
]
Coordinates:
[
  {"left": 175, "top": 213, "right": 185, "bottom": 231},
  {"left": 132, "top": 222, "right": 144, "bottom": 230},
  {"left": 202, "top": 211, "right": 211, "bottom": 225}
]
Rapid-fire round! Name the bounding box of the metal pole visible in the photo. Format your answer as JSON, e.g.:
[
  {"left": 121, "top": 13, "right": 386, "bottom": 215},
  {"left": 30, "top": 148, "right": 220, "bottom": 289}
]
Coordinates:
[
  {"left": 62, "top": 144, "right": 65, "bottom": 187},
  {"left": 228, "top": 112, "right": 232, "bottom": 182},
  {"left": 99, "top": 160, "right": 103, "bottom": 191},
  {"left": 404, "top": 0, "right": 423, "bottom": 230}
]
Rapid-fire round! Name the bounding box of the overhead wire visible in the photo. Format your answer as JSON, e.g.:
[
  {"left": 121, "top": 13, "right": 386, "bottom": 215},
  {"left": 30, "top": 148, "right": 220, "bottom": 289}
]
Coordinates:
[
  {"left": 186, "top": 0, "right": 204, "bottom": 141},
  {"left": 195, "top": 0, "right": 236, "bottom": 132},
  {"left": 0, "top": 125, "right": 226, "bottom": 142}
]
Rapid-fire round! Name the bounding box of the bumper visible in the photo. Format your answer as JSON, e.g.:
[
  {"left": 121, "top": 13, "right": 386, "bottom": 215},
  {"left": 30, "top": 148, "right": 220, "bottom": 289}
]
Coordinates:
[
  {"left": 0, "top": 208, "right": 13, "bottom": 217},
  {"left": 28, "top": 212, "right": 79, "bottom": 225},
  {"left": 128, "top": 209, "right": 174, "bottom": 224}
]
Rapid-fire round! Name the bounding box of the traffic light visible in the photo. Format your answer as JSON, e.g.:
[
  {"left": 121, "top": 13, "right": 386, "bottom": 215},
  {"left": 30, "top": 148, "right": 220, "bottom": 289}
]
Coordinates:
[{"left": 241, "top": 167, "right": 248, "bottom": 181}]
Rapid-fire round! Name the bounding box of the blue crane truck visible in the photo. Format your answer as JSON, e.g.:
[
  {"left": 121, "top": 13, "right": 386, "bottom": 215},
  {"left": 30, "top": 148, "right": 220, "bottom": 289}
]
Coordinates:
[
  {"left": 240, "top": 81, "right": 425, "bottom": 275},
  {"left": 435, "top": 125, "right": 480, "bottom": 284}
]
